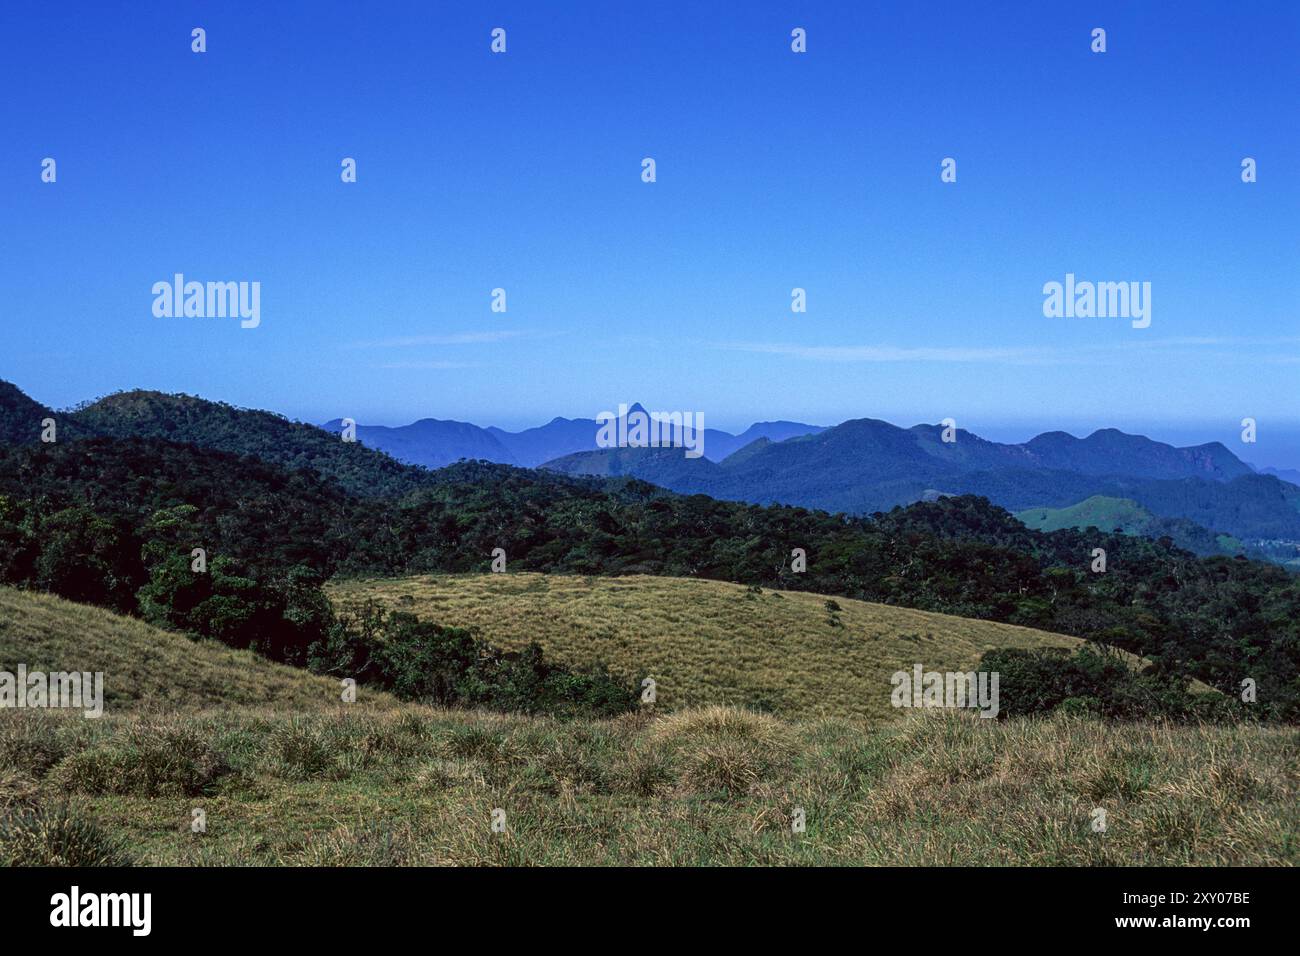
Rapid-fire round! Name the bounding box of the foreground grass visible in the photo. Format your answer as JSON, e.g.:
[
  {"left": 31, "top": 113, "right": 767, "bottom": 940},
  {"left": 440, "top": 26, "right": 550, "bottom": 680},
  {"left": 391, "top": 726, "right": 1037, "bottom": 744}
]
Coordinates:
[
  {"left": 3, "top": 706, "right": 1295, "bottom": 866},
  {"left": 328, "top": 573, "right": 1085, "bottom": 720},
  {"left": 0, "top": 583, "right": 1271, "bottom": 866}
]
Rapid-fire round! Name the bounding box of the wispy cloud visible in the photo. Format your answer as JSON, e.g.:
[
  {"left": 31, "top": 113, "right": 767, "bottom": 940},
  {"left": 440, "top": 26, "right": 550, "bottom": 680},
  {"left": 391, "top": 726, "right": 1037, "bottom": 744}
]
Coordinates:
[
  {"left": 373, "top": 360, "right": 479, "bottom": 370},
  {"left": 715, "top": 336, "right": 1300, "bottom": 365},
  {"left": 716, "top": 342, "right": 1057, "bottom": 364},
  {"left": 347, "top": 330, "right": 527, "bottom": 349},
  {"left": 1119, "top": 335, "right": 1300, "bottom": 349}
]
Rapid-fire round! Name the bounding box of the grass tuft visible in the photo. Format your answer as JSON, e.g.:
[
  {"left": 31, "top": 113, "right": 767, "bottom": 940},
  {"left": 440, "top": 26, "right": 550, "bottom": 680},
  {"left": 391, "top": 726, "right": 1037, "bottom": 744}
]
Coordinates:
[{"left": 0, "top": 802, "right": 134, "bottom": 866}]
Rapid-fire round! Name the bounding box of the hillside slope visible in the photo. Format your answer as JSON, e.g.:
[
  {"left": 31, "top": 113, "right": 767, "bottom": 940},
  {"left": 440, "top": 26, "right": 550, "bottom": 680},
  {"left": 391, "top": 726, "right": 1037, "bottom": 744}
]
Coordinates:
[
  {"left": 66, "top": 389, "right": 429, "bottom": 498},
  {"left": 1, "top": 587, "right": 1286, "bottom": 867},
  {"left": 1016, "top": 495, "right": 1244, "bottom": 557},
  {"left": 0, "top": 587, "right": 364, "bottom": 710},
  {"left": 328, "top": 573, "right": 1084, "bottom": 721},
  {"left": 0, "top": 381, "right": 56, "bottom": 446}
]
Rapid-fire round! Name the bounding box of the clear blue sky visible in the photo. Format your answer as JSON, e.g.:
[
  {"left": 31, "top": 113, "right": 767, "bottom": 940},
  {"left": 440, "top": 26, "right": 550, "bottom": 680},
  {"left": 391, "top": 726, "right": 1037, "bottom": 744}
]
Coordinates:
[{"left": 3, "top": 1, "right": 1298, "bottom": 466}]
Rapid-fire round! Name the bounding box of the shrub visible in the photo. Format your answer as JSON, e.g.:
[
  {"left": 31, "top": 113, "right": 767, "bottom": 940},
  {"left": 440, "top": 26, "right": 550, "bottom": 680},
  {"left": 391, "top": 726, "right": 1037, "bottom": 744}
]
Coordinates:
[
  {"left": 309, "top": 606, "right": 639, "bottom": 719},
  {"left": 979, "top": 645, "right": 1213, "bottom": 720},
  {"left": 374, "top": 612, "right": 481, "bottom": 705},
  {"left": 466, "top": 644, "right": 640, "bottom": 718},
  {"left": 138, "top": 555, "right": 330, "bottom": 666}
]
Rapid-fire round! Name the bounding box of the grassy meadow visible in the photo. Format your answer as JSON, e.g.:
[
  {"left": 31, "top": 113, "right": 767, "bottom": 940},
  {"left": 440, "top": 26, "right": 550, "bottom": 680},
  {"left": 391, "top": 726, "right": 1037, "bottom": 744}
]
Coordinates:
[
  {"left": 1, "top": 584, "right": 1294, "bottom": 866},
  {"left": 3, "top": 704, "right": 1295, "bottom": 866},
  {"left": 327, "top": 573, "right": 1084, "bottom": 721}
]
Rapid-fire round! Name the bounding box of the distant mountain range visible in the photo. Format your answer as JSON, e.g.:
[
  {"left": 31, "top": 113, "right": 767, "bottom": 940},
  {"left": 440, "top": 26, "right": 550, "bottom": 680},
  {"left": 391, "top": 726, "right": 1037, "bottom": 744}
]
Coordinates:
[
  {"left": 2, "top": 379, "right": 1298, "bottom": 560},
  {"left": 540, "top": 418, "right": 1300, "bottom": 553},
  {"left": 546, "top": 413, "right": 1263, "bottom": 481},
  {"left": 319, "top": 404, "right": 826, "bottom": 468},
  {"left": 311, "top": 404, "right": 1291, "bottom": 540}
]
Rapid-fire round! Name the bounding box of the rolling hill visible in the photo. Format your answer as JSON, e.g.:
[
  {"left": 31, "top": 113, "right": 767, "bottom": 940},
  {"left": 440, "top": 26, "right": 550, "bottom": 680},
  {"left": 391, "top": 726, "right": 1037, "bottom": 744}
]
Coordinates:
[
  {"left": 0, "top": 381, "right": 55, "bottom": 446},
  {"left": 1261, "top": 465, "right": 1300, "bottom": 485},
  {"left": 320, "top": 416, "right": 520, "bottom": 469},
  {"left": 1, "top": 376, "right": 1296, "bottom": 715},
  {"left": 0, "top": 587, "right": 361, "bottom": 710},
  {"left": 1018, "top": 495, "right": 1179, "bottom": 534},
  {"left": 0, "top": 380, "right": 95, "bottom": 446},
  {"left": 1022, "top": 429, "right": 1252, "bottom": 480},
  {"left": 1016, "top": 495, "right": 1244, "bottom": 557},
  {"left": 64, "top": 389, "right": 431, "bottom": 498},
  {"left": 3, "top": 425, "right": 1296, "bottom": 714},
  {"left": 327, "top": 572, "right": 1086, "bottom": 720}
]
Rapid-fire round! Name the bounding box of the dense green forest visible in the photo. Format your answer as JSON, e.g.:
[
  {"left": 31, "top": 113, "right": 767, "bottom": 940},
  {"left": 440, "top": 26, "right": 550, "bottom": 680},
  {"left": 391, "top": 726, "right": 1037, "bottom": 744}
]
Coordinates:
[
  {"left": 66, "top": 389, "right": 432, "bottom": 498},
  {"left": 0, "top": 433, "right": 1296, "bottom": 719}
]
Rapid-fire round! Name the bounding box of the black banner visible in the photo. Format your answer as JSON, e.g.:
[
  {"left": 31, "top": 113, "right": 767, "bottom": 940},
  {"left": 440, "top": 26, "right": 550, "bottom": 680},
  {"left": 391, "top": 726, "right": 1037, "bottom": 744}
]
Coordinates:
[{"left": 0, "top": 866, "right": 1285, "bottom": 941}]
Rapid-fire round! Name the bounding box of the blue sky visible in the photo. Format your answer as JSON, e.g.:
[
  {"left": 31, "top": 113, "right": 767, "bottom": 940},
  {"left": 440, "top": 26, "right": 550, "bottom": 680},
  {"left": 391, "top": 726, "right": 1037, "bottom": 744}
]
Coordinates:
[{"left": 3, "top": 1, "right": 1298, "bottom": 466}]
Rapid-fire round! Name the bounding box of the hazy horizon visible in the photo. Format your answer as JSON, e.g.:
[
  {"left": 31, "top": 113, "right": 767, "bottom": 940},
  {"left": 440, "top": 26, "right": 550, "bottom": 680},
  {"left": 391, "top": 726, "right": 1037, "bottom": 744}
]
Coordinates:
[{"left": 10, "top": 372, "right": 1299, "bottom": 472}]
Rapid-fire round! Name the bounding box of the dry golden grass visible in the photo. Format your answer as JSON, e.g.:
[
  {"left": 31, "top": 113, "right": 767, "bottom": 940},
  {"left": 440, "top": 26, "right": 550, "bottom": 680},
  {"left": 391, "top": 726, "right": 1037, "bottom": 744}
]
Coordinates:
[
  {"left": 328, "top": 573, "right": 1084, "bottom": 721},
  {"left": 2, "top": 705, "right": 1294, "bottom": 866},
  {"left": 1, "top": 584, "right": 1291, "bottom": 866},
  {"left": 4, "top": 581, "right": 1279, "bottom": 867},
  {"left": 0, "top": 586, "right": 385, "bottom": 712}
]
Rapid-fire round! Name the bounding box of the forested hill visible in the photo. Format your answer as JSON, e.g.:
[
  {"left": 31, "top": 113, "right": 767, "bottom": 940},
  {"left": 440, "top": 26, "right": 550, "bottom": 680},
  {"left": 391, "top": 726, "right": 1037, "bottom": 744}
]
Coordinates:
[
  {"left": 0, "top": 385, "right": 432, "bottom": 498},
  {"left": 0, "top": 380, "right": 85, "bottom": 445}
]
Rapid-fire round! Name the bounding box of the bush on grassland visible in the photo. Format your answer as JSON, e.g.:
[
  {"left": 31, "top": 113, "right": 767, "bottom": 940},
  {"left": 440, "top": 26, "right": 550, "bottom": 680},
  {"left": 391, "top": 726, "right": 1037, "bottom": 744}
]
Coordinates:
[
  {"left": 310, "top": 603, "right": 638, "bottom": 719},
  {"left": 979, "top": 645, "right": 1243, "bottom": 721}
]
